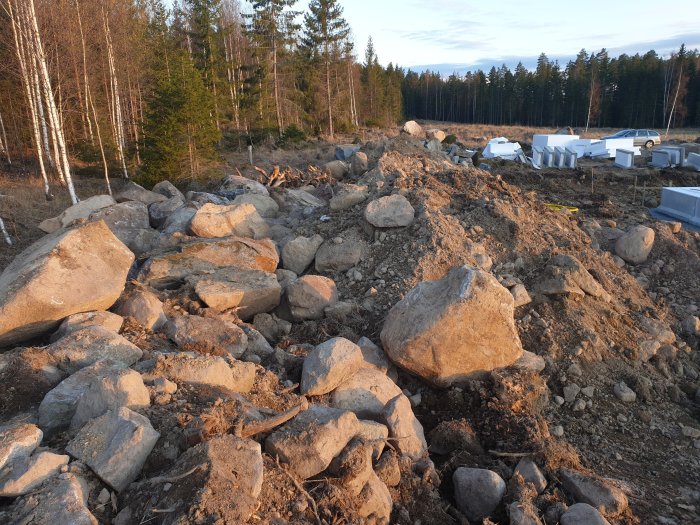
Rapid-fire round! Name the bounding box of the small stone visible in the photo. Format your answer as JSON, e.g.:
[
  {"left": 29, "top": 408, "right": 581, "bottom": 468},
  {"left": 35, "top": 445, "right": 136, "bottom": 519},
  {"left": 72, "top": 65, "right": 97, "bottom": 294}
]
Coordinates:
[
  {"left": 561, "top": 503, "right": 611, "bottom": 525},
  {"left": 514, "top": 458, "right": 547, "bottom": 494},
  {"left": 97, "top": 488, "right": 111, "bottom": 504},
  {"left": 113, "top": 289, "right": 167, "bottom": 332},
  {"left": 559, "top": 469, "right": 628, "bottom": 517},
  {"left": 453, "top": 467, "right": 506, "bottom": 522},
  {"left": 613, "top": 382, "right": 636, "bottom": 403},
  {"left": 381, "top": 394, "right": 428, "bottom": 461},
  {"left": 563, "top": 384, "right": 581, "bottom": 403},
  {"left": 552, "top": 425, "right": 565, "bottom": 437},
  {"left": 615, "top": 225, "right": 655, "bottom": 265}
]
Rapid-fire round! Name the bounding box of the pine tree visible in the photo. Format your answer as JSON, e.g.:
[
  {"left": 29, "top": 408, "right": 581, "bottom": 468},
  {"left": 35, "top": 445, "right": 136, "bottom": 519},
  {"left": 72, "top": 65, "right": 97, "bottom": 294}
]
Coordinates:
[
  {"left": 141, "top": 50, "right": 220, "bottom": 184},
  {"left": 303, "top": 0, "right": 349, "bottom": 139},
  {"left": 246, "top": 0, "right": 299, "bottom": 135}
]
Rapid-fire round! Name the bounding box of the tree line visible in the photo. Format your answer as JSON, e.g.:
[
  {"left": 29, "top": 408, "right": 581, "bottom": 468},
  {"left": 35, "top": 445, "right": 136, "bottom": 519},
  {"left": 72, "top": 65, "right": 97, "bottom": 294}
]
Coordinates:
[
  {"left": 0, "top": 0, "right": 403, "bottom": 194},
  {"left": 1, "top": 0, "right": 698, "bottom": 203},
  {"left": 402, "top": 46, "right": 700, "bottom": 132}
]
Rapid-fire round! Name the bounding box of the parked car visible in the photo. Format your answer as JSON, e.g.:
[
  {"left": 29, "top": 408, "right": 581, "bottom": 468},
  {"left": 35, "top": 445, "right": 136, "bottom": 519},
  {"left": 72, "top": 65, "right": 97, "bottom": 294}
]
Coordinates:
[{"left": 601, "top": 129, "right": 661, "bottom": 149}]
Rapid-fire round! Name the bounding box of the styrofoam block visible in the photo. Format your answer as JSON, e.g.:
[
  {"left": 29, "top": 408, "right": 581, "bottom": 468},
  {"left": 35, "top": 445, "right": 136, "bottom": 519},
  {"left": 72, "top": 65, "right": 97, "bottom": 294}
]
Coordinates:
[
  {"left": 565, "top": 148, "right": 577, "bottom": 168},
  {"left": 543, "top": 146, "right": 555, "bottom": 168},
  {"left": 532, "top": 147, "right": 544, "bottom": 168},
  {"left": 651, "top": 150, "right": 671, "bottom": 168},
  {"left": 483, "top": 141, "right": 522, "bottom": 159},
  {"left": 659, "top": 147, "right": 684, "bottom": 167},
  {"left": 657, "top": 187, "right": 700, "bottom": 226},
  {"left": 586, "top": 138, "right": 636, "bottom": 158},
  {"left": 555, "top": 147, "right": 566, "bottom": 168},
  {"left": 615, "top": 149, "right": 635, "bottom": 169},
  {"left": 687, "top": 152, "right": 700, "bottom": 171},
  {"left": 532, "top": 134, "right": 580, "bottom": 149}
]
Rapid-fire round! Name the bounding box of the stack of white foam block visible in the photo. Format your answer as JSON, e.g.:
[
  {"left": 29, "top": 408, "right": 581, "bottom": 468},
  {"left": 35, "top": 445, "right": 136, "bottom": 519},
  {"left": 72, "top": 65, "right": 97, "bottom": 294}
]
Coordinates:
[
  {"left": 657, "top": 187, "right": 700, "bottom": 227},
  {"left": 615, "top": 149, "right": 635, "bottom": 169}
]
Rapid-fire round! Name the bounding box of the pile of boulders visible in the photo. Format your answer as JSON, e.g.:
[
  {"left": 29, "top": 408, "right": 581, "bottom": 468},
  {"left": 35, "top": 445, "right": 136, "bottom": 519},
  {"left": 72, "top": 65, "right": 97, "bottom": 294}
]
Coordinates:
[{"left": 1, "top": 129, "right": 686, "bottom": 524}]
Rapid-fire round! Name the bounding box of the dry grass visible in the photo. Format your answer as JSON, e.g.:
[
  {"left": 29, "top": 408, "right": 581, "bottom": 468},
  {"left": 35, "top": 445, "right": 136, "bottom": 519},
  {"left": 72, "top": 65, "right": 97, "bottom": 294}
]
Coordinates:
[{"left": 0, "top": 171, "right": 124, "bottom": 269}]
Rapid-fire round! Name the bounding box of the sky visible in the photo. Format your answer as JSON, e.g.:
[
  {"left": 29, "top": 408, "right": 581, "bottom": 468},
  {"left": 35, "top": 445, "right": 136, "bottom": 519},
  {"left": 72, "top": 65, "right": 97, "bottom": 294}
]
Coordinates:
[{"left": 180, "top": 0, "right": 700, "bottom": 74}]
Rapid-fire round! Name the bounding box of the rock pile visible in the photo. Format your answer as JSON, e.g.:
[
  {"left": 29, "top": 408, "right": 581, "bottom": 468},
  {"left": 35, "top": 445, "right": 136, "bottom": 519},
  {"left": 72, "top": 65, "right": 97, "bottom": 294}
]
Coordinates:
[{"left": 0, "top": 130, "right": 697, "bottom": 524}]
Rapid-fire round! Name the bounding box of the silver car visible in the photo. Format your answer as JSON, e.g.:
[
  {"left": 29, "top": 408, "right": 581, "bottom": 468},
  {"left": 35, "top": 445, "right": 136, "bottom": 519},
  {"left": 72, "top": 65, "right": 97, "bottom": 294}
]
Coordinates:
[{"left": 601, "top": 129, "right": 661, "bottom": 149}]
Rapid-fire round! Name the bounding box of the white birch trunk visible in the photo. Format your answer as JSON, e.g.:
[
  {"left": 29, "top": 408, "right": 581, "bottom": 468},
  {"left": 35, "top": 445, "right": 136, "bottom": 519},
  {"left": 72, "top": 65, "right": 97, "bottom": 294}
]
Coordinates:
[
  {"left": 25, "top": 0, "right": 77, "bottom": 203},
  {"left": 102, "top": 3, "right": 129, "bottom": 179},
  {"left": 0, "top": 110, "right": 11, "bottom": 165},
  {"left": 6, "top": 0, "right": 51, "bottom": 199}
]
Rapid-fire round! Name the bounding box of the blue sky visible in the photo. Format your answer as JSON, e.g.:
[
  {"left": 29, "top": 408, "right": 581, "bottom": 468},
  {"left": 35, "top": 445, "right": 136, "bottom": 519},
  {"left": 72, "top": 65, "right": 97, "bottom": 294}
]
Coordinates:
[{"left": 176, "top": 1, "right": 700, "bottom": 73}]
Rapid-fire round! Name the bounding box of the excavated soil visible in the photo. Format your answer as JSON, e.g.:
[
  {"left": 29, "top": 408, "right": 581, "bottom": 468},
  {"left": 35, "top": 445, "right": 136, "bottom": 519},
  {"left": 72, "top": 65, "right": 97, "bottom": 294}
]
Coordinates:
[{"left": 1, "top": 129, "right": 699, "bottom": 524}]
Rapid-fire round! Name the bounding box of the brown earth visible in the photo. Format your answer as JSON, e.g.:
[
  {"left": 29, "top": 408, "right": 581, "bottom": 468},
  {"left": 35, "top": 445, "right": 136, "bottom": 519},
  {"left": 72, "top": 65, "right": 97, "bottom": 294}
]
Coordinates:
[{"left": 1, "top": 124, "right": 699, "bottom": 524}]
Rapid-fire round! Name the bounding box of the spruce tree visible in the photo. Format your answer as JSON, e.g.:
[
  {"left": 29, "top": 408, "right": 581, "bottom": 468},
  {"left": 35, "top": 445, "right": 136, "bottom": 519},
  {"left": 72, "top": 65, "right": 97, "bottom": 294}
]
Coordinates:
[
  {"left": 303, "top": 0, "right": 350, "bottom": 138},
  {"left": 141, "top": 50, "right": 220, "bottom": 184}
]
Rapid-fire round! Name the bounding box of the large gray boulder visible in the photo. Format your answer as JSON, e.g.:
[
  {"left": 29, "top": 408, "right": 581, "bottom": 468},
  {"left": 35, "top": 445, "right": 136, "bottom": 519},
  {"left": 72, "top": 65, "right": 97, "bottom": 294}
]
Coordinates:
[
  {"left": 39, "top": 360, "right": 127, "bottom": 436},
  {"left": 189, "top": 268, "right": 281, "bottom": 320},
  {"left": 47, "top": 326, "right": 142, "bottom": 374},
  {"left": 152, "top": 180, "right": 184, "bottom": 201},
  {"left": 127, "top": 435, "right": 263, "bottom": 523},
  {"left": 148, "top": 196, "right": 185, "bottom": 228},
  {"left": 0, "top": 422, "right": 42, "bottom": 471},
  {"left": 265, "top": 406, "right": 359, "bottom": 479},
  {"left": 0, "top": 221, "right": 134, "bottom": 347},
  {"left": 381, "top": 266, "right": 523, "bottom": 387},
  {"left": 115, "top": 181, "right": 167, "bottom": 206},
  {"left": 38, "top": 195, "right": 116, "bottom": 233},
  {"left": 364, "top": 194, "right": 415, "bottom": 228},
  {"left": 615, "top": 225, "right": 655, "bottom": 264},
  {"left": 402, "top": 120, "right": 423, "bottom": 137},
  {"left": 66, "top": 407, "right": 159, "bottom": 492},
  {"left": 138, "top": 237, "right": 278, "bottom": 289},
  {"left": 190, "top": 203, "right": 270, "bottom": 239},
  {"left": 2, "top": 473, "right": 97, "bottom": 525},
  {"left": 70, "top": 367, "right": 150, "bottom": 430},
  {"left": 287, "top": 275, "right": 339, "bottom": 321},
  {"left": 300, "top": 337, "right": 364, "bottom": 396},
  {"left": 164, "top": 315, "right": 248, "bottom": 358},
  {"left": 281, "top": 235, "right": 324, "bottom": 275}
]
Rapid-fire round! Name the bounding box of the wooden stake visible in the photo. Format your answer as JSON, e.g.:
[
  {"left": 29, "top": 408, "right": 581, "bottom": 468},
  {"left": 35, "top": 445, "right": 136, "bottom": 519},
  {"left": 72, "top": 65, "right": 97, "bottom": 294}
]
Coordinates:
[
  {"left": 642, "top": 181, "right": 647, "bottom": 206},
  {"left": 633, "top": 175, "right": 638, "bottom": 204},
  {"left": 248, "top": 145, "right": 253, "bottom": 165},
  {"left": 590, "top": 168, "right": 594, "bottom": 194}
]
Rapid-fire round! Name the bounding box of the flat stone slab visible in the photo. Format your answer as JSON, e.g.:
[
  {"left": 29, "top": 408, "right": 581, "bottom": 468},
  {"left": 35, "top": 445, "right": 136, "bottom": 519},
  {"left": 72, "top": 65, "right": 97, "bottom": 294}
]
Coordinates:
[
  {"left": 189, "top": 268, "right": 281, "bottom": 321},
  {"left": 47, "top": 326, "right": 142, "bottom": 374},
  {"left": 265, "top": 405, "right": 359, "bottom": 479},
  {"left": 67, "top": 407, "right": 159, "bottom": 492}
]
